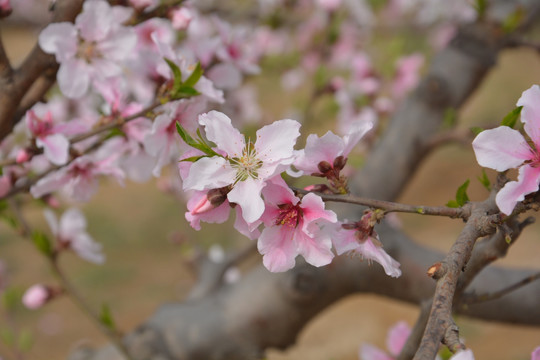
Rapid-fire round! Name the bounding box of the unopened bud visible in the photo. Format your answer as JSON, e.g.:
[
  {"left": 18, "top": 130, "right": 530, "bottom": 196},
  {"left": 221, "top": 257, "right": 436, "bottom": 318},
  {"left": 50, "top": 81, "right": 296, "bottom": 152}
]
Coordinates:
[
  {"left": 304, "top": 184, "right": 331, "bottom": 194},
  {"left": 0, "top": 0, "right": 12, "bottom": 18},
  {"left": 191, "top": 195, "right": 215, "bottom": 215},
  {"left": 207, "top": 186, "right": 230, "bottom": 207},
  {"left": 333, "top": 156, "right": 347, "bottom": 171},
  {"left": 317, "top": 160, "right": 333, "bottom": 174},
  {"left": 22, "top": 284, "right": 54, "bottom": 309},
  {"left": 16, "top": 149, "right": 31, "bottom": 164}
]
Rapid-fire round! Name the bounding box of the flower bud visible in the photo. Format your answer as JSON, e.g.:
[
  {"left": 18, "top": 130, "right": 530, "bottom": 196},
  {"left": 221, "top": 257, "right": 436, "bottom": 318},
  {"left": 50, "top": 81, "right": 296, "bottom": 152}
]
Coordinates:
[
  {"left": 16, "top": 149, "right": 31, "bottom": 164},
  {"left": 0, "top": 0, "right": 12, "bottom": 18},
  {"left": 22, "top": 284, "right": 51, "bottom": 309},
  {"left": 317, "top": 160, "right": 333, "bottom": 174},
  {"left": 333, "top": 156, "right": 347, "bottom": 171}
]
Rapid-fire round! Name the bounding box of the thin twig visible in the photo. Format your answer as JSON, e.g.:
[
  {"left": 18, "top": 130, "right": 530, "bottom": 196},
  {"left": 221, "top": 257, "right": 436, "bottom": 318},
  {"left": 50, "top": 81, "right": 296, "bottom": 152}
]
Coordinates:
[
  {"left": 294, "top": 187, "right": 468, "bottom": 219},
  {"left": 461, "top": 271, "right": 540, "bottom": 305}
]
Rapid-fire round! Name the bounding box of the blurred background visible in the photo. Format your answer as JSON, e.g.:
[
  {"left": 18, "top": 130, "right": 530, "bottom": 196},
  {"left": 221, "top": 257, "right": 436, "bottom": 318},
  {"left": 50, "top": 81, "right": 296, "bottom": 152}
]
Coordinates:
[{"left": 1, "top": 2, "right": 540, "bottom": 359}]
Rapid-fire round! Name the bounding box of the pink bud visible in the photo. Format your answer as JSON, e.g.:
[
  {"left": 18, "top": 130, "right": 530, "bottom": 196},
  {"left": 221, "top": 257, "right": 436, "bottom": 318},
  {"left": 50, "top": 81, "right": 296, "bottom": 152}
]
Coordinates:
[
  {"left": 22, "top": 284, "right": 50, "bottom": 309},
  {"left": 16, "top": 149, "right": 31, "bottom": 163},
  {"left": 0, "top": 0, "right": 12, "bottom": 18},
  {"left": 46, "top": 195, "right": 61, "bottom": 209},
  {"left": 169, "top": 7, "right": 194, "bottom": 30},
  {"left": 191, "top": 195, "right": 214, "bottom": 215}
]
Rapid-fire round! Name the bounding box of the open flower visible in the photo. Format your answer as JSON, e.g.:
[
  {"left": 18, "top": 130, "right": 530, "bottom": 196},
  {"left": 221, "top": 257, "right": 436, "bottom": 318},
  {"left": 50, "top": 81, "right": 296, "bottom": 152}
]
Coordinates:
[
  {"left": 44, "top": 208, "right": 104, "bottom": 264},
  {"left": 257, "top": 177, "right": 337, "bottom": 272},
  {"left": 183, "top": 111, "right": 301, "bottom": 224},
  {"left": 360, "top": 321, "right": 411, "bottom": 360},
  {"left": 472, "top": 85, "right": 540, "bottom": 215}
]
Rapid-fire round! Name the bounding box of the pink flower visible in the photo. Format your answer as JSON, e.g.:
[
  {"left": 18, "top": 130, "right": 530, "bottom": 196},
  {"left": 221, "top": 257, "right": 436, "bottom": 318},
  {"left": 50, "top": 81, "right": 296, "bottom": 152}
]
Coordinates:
[
  {"left": 30, "top": 152, "right": 125, "bottom": 202},
  {"left": 22, "top": 284, "right": 50, "bottom": 310},
  {"left": 257, "top": 177, "right": 337, "bottom": 272},
  {"left": 450, "top": 350, "right": 475, "bottom": 360},
  {"left": 318, "top": 0, "right": 342, "bottom": 11},
  {"left": 294, "top": 121, "right": 373, "bottom": 176},
  {"left": 169, "top": 6, "right": 194, "bottom": 30},
  {"left": 392, "top": 54, "right": 424, "bottom": 99},
  {"left": 532, "top": 346, "right": 540, "bottom": 360},
  {"left": 360, "top": 321, "right": 411, "bottom": 360},
  {"left": 44, "top": 208, "right": 104, "bottom": 264},
  {"left": 38, "top": 0, "right": 137, "bottom": 98},
  {"left": 183, "top": 111, "right": 301, "bottom": 224},
  {"left": 472, "top": 85, "right": 540, "bottom": 215}
]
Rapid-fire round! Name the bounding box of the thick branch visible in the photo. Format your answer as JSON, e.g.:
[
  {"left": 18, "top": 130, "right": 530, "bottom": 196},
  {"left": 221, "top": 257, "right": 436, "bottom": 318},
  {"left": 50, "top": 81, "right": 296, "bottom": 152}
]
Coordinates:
[{"left": 0, "top": 0, "right": 84, "bottom": 142}]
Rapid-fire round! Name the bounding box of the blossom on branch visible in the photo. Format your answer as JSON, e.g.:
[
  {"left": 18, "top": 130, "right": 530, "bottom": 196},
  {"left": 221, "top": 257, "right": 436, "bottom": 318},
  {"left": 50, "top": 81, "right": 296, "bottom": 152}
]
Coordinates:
[
  {"left": 472, "top": 85, "right": 540, "bottom": 215},
  {"left": 257, "top": 177, "right": 337, "bottom": 272},
  {"left": 182, "top": 111, "right": 300, "bottom": 224},
  {"left": 38, "top": 0, "right": 137, "bottom": 98},
  {"left": 44, "top": 208, "right": 104, "bottom": 264}
]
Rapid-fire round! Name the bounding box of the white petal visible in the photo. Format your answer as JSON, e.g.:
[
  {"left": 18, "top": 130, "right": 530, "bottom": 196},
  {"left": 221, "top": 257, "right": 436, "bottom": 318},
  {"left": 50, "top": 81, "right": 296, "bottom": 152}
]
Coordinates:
[
  {"left": 227, "top": 178, "right": 265, "bottom": 224},
  {"left": 58, "top": 59, "right": 90, "bottom": 98},
  {"left": 472, "top": 127, "right": 531, "bottom": 171},
  {"left": 38, "top": 22, "right": 78, "bottom": 61},
  {"left": 37, "top": 134, "right": 69, "bottom": 165},
  {"left": 43, "top": 209, "right": 59, "bottom": 237},
  {"left": 183, "top": 156, "right": 235, "bottom": 191},
  {"left": 59, "top": 208, "right": 87, "bottom": 238},
  {"left": 255, "top": 119, "right": 301, "bottom": 163},
  {"left": 198, "top": 111, "right": 244, "bottom": 157},
  {"left": 517, "top": 85, "right": 540, "bottom": 148}
]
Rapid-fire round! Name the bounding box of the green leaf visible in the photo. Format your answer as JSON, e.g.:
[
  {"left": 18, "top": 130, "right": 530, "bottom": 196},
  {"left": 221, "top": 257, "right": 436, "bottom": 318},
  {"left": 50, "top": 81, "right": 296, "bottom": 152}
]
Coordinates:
[
  {"left": 455, "top": 179, "right": 470, "bottom": 207},
  {"left": 442, "top": 107, "right": 457, "bottom": 128},
  {"left": 17, "top": 330, "right": 33, "bottom": 352},
  {"left": 104, "top": 128, "right": 126, "bottom": 140},
  {"left": 99, "top": 303, "right": 115, "bottom": 331},
  {"left": 176, "top": 123, "right": 221, "bottom": 158},
  {"left": 183, "top": 62, "right": 203, "bottom": 88},
  {"left": 32, "top": 231, "right": 53, "bottom": 257},
  {"left": 0, "top": 328, "right": 14, "bottom": 347},
  {"left": 500, "top": 106, "right": 522, "bottom": 128},
  {"left": 470, "top": 127, "right": 484, "bottom": 136},
  {"left": 502, "top": 7, "right": 525, "bottom": 33},
  {"left": 473, "top": 0, "right": 488, "bottom": 18},
  {"left": 1, "top": 287, "right": 22, "bottom": 311},
  {"left": 164, "top": 57, "right": 183, "bottom": 92},
  {"left": 179, "top": 155, "right": 207, "bottom": 163},
  {"left": 446, "top": 200, "right": 460, "bottom": 208},
  {"left": 477, "top": 169, "right": 491, "bottom": 191},
  {"left": 171, "top": 86, "right": 200, "bottom": 99}
]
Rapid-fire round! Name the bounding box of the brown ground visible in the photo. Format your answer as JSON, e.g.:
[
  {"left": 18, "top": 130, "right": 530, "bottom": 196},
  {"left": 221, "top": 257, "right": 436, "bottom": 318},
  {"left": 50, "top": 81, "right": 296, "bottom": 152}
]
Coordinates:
[{"left": 1, "top": 25, "right": 540, "bottom": 360}]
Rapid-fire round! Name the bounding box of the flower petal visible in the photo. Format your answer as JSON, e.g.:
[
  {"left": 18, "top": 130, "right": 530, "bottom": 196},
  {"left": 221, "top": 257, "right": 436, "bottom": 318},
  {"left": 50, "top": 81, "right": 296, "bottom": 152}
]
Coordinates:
[
  {"left": 496, "top": 165, "right": 540, "bottom": 215},
  {"left": 358, "top": 237, "right": 401, "bottom": 278},
  {"left": 294, "top": 131, "right": 344, "bottom": 174},
  {"left": 183, "top": 156, "right": 236, "bottom": 191},
  {"left": 227, "top": 177, "right": 266, "bottom": 223},
  {"left": 386, "top": 321, "right": 411, "bottom": 357},
  {"left": 472, "top": 126, "right": 531, "bottom": 171},
  {"left": 517, "top": 85, "right": 540, "bottom": 148},
  {"left": 43, "top": 209, "right": 59, "bottom": 237},
  {"left": 300, "top": 193, "right": 337, "bottom": 226},
  {"left": 255, "top": 119, "right": 301, "bottom": 163},
  {"left": 198, "top": 111, "right": 244, "bottom": 157},
  {"left": 37, "top": 134, "right": 69, "bottom": 165},
  {"left": 258, "top": 225, "right": 297, "bottom": 272},
  {"left": 295, "top": 227, "right": 334, "bottom": 267},
  {"left": 359, "top": 343, "right": 393, "bottom": 360},
  {"left": 59, "top": 208, "right": 87, "bottom": 238},
  {"left": 58, "top": 59, "right": 90, "bottom": 98},
  {"left": 38, "top": 22, "right": 78, "bottom": 61}
]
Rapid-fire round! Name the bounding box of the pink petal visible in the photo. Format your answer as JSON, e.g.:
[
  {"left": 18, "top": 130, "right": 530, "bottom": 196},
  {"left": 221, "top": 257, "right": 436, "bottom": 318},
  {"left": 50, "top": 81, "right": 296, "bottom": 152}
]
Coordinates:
[
  {"left": 517, "top": 85, "right": 540, "bottom": 148},
  {"left": 30, "top": 170, "right": 70, "bottom": 199},
  {"left": 183, "top": 156, "right": 236, "bottom": 191},
  {"left": 43, "top": 209, "right": 59, "bottom": 237},
  {"left": 76, "top": 0, "right": 112, "bottom": 42},
  {"left": 294, "top": 131, "right": 344, "bottom": 174},
  {"left": 359, "top": 343, "right": 393, "bottom": 360},
  {"left": 255, "top": 119, "right": 301, "bottom": 164},
  {"left": 185, "top": 191, "right": 231, "bottom": 230},
  {"left": 71, "top": 233, "right": 105, "bottom": 264},
  {"left": 496, "top": 165, "right": 540, "bottom": 215},
  {"left": 294, "top": 227, "right": 334, "bottom": 267},
  {"left": 472, "top": 126, "right": 531, "bottom": 171},
  {"left": 342, "top": 120, "right": 373, "bottom": 156},
  {"left": 300, "top": 193, "right": 337, "bottom": 225},
  {"left": 99, "top": 27, "right": 137, "bottom": 61},
  {"left": 258, "top": 225, "right": 297, "bottom": 272},
  {"left": 358, "top": 237, "right": 402, "bottom": 278},
  {"left": 333, "top": 228, "right": 360, "bottom": 255},
  {"left": 386, "top": 321, "right": 411, "bottom": 357},
  {"left": 58, "top": 59, "right": 90, "bottom": 98},
  {"left": 450, "top": 349, "right": 475, "bottom": 360},
  {"left": 531, "top": 346, "right": 540, "bottom": 360},
  {"left": 227, "top": 178, "right": 266, "bottom": 224},
  {"left": 38, "top": 22, "right": 78, "bottom": 61},
  {"left": 198, "top": 111, "right": 244, "bottom": 157},
  {"left": 59, "top": 208, "right": 87, "bottom": 238},
  {"left": 206, "top": 62, "right": 242, "bottom": 90},
  {"left": 37, "top": 134, "right": 69, "bottom": 165},
  {"left": 261, "top": 176, "right": 298, "bottom": 207},
  {"left": 143, "top": 113, "right": 172, "bottom": 156},
  {"left": 233, "top": 207, "right": 261, "bottom": 240}
]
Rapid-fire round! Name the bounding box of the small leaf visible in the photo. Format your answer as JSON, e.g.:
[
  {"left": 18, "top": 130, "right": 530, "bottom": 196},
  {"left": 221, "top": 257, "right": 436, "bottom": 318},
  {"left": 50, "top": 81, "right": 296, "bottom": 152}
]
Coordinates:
[
  {"left": 455, "top": 179, "right": 470, "bottom": 207},
  {"left": 176, "top": 123, "right": 221, "bottom": 158},
  {"left": 17, "top": 330, "right": 33, "bottom": 352},
  {"left": 1, "top": 287, "right": 22, "bottom": 311},
  {"left": 104, "top": 128, "right": 126, "bottom": 140},
  {"left": 32, "top": 231, "right": 52, "bottom": 257},
  {"left": 179, "top": 155, "right": 207, "bottom": 163},
  {"left": 477, "top": 169, "right": 491, "bottom": 191},
  {"left": 470, "top": 127, "right": 484, "bottom": 136},
  {"left": 164, "top": 57, "right": 183, "bottom": 92},
  {"left": 183, "top": 62, "right": 203, "bottom": 88},
  {"left": 473, "top": 0, "right": 488, "bottom": 18},
  {"left": 505, "top": 234, "right": 512, "bottom": 244},
  {"left": 171, "top": 86, "right": 200, "bottom": 99},
  {"left": 502, "top": 7, "right": 525, "bottom": 33},
  {"left": 99, "top": 303, "right": 115, "bottom": 331},
  {"left": 442, "top": 107, "right": 457, "bottom": 128},
  {"left": 500, "top": 106, "right": 522, "bottom": 128},
  {"left": 446, "top": 200, "right": 460, "bottom": 208}
]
